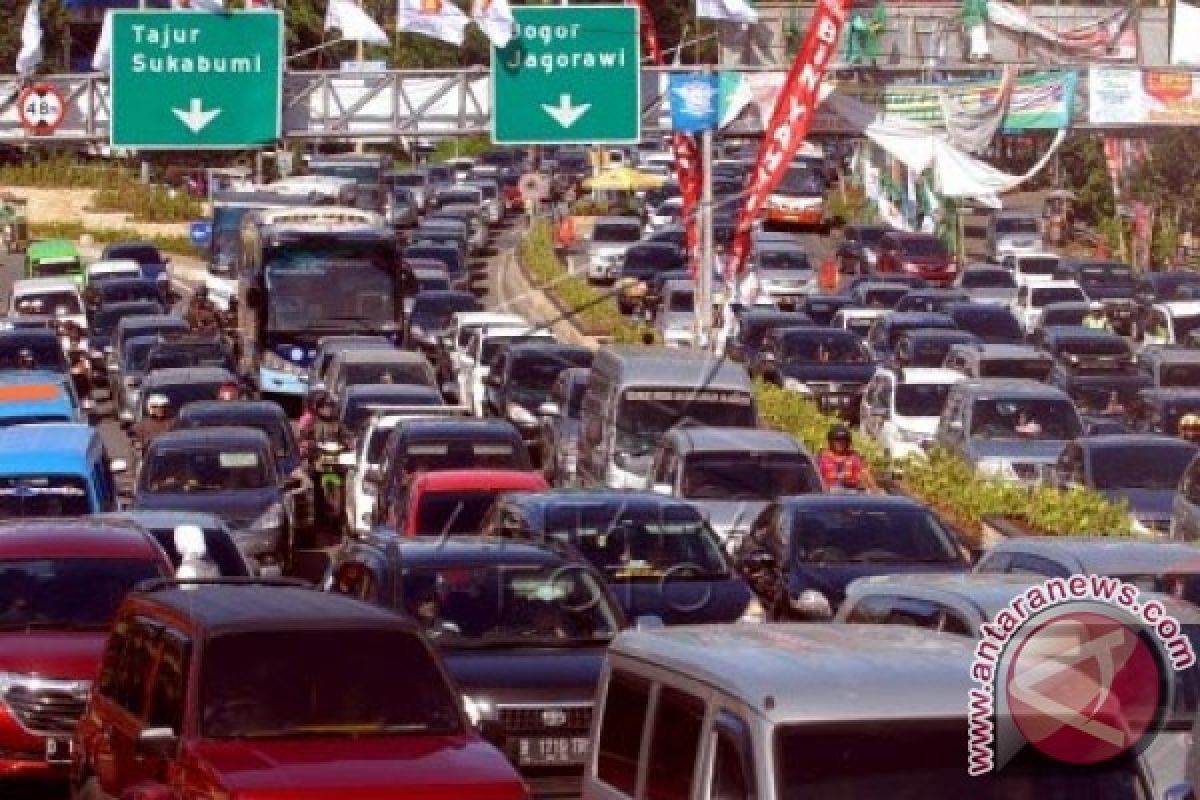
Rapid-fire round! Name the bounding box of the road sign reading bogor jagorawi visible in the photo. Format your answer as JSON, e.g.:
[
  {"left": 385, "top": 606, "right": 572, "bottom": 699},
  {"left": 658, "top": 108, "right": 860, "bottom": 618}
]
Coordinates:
[
  {"left": 492, "top": 5, "right": 641, "bottom": 145},
  {"left": 110, "top": 11, "right": 283, "bottom": 149}
]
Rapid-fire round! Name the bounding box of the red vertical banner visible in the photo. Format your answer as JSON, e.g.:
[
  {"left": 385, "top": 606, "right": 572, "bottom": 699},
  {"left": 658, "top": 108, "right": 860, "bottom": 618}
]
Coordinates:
[
  {"left": 728, "top": 0, "right": 850, "bottom": 277},
  {"left": 628, "top": 0, "right": 701, "bottom": 272}
]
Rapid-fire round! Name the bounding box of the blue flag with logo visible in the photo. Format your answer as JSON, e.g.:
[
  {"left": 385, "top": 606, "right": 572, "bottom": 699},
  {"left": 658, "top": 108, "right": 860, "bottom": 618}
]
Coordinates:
[{"left": 669, "top": 73, "right": 720, "bottom": 133}]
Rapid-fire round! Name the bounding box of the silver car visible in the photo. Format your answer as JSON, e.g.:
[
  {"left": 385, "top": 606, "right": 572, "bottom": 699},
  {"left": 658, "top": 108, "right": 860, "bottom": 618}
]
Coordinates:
[
  {"left": 986, "top": 210, "right": 1043, "bottom": 261},
  {"left": 656, "top": 279, "right": 696, "bottom": 348},
  {"left": 954, "top": 264, "right": 1018, "bottom": 306},
  {"left": 586, "top": 217, "right": 643, "bottom": 283}
]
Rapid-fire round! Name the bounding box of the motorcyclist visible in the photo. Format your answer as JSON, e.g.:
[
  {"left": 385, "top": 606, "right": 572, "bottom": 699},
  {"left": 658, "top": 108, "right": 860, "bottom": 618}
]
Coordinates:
[
  {"left": 817, "top": 424, "right": 878, "bottom": 492},
  {"left": 68, "top": 349, "right": 91, "bottom": 402},
  {"left": 134, "top": 394, "right": 175, "bottom": 453},
  {"left": 185, "top": 288, "right": 220, "bottom": 334},
  {"left": 217, "top": 381, "right": 240, "bottom": 402},
  {"left": 1180, "top": 413, "right": 1200, "bottom": 446},
  {"left": 301, "top": 393, "right": 351, "bottom": 524}
]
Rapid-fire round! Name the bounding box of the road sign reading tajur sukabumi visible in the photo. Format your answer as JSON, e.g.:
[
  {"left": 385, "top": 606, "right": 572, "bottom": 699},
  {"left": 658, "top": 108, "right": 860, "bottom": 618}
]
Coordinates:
[
  {"left": 492, "top": 5, "right": 641, "bottom": 145},
  {"left": 110, "top": 11, "right": 283, "bottom": 149}
]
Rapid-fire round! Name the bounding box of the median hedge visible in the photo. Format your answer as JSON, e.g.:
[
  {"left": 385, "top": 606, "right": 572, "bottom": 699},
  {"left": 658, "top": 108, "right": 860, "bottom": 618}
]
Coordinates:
[
  {"left": 518, "top": 218, "right": 649, "bottom": 341},
  {"left": 755, "top": 383, "right": 1133, "bottom": 547}
]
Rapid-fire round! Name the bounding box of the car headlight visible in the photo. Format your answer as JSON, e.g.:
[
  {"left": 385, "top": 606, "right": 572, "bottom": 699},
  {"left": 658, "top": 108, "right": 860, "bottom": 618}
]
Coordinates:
[
  {"left": 783, "top": 378, "right": 813, "bottom": 394},
  {"left": 260, "top": 350, "right": 307, "bottom": 377},
  {"left": 250, "top": 503, "right": 285, "bottom": 531},
  {"left": 0, "top": 670, "right": 28, "bottom": 694},
  {"left": 789, "top": 589, "right": 832, "bottom": 619},
  {"left": 739, "top": 596, "right": 766, "bottom": 624},
  {"left": 463, "top": 694, "right": 495, "bottom": 727},
  {"left": 902, "top": 262, "right": 922, "bottom": 273},
  {"left": 507, "top": 402, "right": 537, "bottom": 426}
]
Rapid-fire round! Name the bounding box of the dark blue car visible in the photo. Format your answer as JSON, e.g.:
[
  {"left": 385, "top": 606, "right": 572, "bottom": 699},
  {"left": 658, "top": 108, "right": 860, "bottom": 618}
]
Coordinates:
[{"left": 734, "top": 495, "right": 969, "bottom": 620}]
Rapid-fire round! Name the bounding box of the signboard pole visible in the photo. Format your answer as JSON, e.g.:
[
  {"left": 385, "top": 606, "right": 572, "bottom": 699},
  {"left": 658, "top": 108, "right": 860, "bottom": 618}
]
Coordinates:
[{"left": 696, "top": 124, "right": 714, "bottom": 350}]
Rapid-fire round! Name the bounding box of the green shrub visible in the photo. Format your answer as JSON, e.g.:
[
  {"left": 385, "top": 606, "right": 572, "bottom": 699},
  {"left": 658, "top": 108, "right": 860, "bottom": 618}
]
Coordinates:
[
  {"left": 431, "top": 135, "right": 492, "bottom": 163},
  {"left": 91, "top": 183, "right": 204, "bottom": 224},
  {"left": 754, "top": 382, "right": 1132, "bottom": 547},
  {"left": 0, "top": 156, "right": 134, "bottom": 189},
  {"left": 31, "top": 222, "right": 198, "bottom": 258}
]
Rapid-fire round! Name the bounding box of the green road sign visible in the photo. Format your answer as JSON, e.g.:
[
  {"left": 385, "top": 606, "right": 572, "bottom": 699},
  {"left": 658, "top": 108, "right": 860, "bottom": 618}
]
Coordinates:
[
  {"left": 492, "top": 5, "right": 641, "bottom": 145},
  {"left": 110, "top": 11, "right": 283, "bottom": 149}
]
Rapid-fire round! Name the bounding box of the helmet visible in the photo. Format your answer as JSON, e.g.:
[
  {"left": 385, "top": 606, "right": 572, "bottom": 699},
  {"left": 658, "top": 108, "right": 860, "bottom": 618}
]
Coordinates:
[
  {"left": 1182, "top": 413, "right": 1200, "bottom": 431},
  {"left": 147, "top": 394, "right": 169, "bottom": 409},
  {"left": 827, "top": 424, "right": 852, "bottom": 446}
]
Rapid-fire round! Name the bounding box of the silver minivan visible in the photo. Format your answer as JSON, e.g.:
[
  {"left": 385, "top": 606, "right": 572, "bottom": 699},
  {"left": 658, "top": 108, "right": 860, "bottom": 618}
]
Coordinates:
[
  {"left": 987, "top": 210, "right": 1044, "bottom": 261},
  {"left": 586, "top": 217, "right": 644, "bottom": 283}
]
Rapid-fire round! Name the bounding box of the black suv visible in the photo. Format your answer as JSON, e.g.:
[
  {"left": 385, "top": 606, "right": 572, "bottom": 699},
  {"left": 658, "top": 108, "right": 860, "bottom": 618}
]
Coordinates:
[
  {"left": 483, "top": 343, "right": 594, "bottom": 460},
  {"left": 751, "top": 327, "right": 875, "bottom": 420},
  {"left": 325, "top": 536, "right": 625, "bottom": 797}
]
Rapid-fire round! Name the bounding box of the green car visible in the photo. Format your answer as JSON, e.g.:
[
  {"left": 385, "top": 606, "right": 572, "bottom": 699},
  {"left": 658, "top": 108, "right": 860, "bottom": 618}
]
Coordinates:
[{"left": 25, "top": 239, "right": 85, "bottom": 286}]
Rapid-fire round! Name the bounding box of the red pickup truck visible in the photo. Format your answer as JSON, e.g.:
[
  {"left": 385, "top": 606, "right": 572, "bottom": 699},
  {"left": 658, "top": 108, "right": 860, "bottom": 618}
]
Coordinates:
[
  {"left": 397, "top": 469, "right": 549, "bottom": 537},
  {"left": 0, "top": 518, "right": 172, "bottom": 781}
]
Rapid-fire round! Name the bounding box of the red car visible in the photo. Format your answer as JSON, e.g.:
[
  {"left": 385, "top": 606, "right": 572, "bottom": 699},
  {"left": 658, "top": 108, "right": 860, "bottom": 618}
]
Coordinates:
[
  {"left": 876, "top": 232, "right": 958, "bottom": 286},
  {"left": 0, "top": 519, "right": 172, "bottom": 781},
  {"left": 72, "top": 582, "right": 528, "bottom": 800},
  {"left": 396, "top": 469, "right": 549, "bottom": 537}
]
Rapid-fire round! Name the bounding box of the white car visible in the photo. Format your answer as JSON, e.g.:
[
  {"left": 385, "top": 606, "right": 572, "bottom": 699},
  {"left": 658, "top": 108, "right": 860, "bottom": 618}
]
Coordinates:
[
  {"left": 343, "top": 405, "right": 470, "bottom": 535},
  {"left": 645, "top": 196, "right": 682, "bottom": 233},
  {"left": 86, "top": 259, "right": 143, "bottom": 284},
  {"left": 860, "top": 367, "right": 964, "bottom": 462},
  {"left": 831, "top": 307, "right": 889, "bottom": 340},
  {"left": 8, "top": 277, "right": 89, "bottom": 338},
  {"left": 1142, "top": 301, "right": 1200, "bottom": 346},
  {"left": 447, "top": 311, "right": 528, "bottom": 387},
  {"left": 585, "top": 217, "right": 644, "bottom": 283},
  {"left": 1011, "top": 279, "right": 1088, "bottom": 333},
  {"left": 1002, "top": 252, "right": 1061, "bottom": 290},
  {"left": 456, "top": 325, "right": 556, "bottom": 417}
]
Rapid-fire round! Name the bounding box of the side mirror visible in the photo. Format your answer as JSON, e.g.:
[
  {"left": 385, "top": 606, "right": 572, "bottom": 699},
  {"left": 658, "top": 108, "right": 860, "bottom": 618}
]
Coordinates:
[
  {"left": 110, "top": 458, "right": 128, "bottom": 474},
  {"left": 652, "top": 482, "right": 673, "bottom": 496},
  {"left": 536, "top": 401, "right": 560, "bottom": 417},
  {"left": 136, "top": 726, "right": 178, "bottom": 759}
]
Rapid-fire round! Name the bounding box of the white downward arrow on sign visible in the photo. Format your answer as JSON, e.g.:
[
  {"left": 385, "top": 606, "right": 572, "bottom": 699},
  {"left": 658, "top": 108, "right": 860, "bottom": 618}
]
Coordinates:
[
  {"left": 172, "top": 98, "right": 221, "bottom": 134},
  {"left": 541, "top": 94, "right": 591, "bottom": 129}
]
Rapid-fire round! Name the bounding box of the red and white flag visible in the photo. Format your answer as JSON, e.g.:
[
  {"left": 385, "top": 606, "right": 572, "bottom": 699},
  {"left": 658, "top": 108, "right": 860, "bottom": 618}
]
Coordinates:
[
  {"left": 472, "top": 0, "right": 516, "bottom": 49},
  {"left": 398, "top": 0, "right": 470, "bottom": 46},
  {"left": 728, "top": 0, "right": 849, "bottom": 277}
]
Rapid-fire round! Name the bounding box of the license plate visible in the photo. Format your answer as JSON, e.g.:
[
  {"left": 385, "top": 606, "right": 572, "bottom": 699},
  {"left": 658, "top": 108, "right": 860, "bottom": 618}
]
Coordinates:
[
  {"left": 45, "top": 737, "right": 71, "bottom": 764},
  {"left": 821, "top": 395, "right": 851, "bottom": 407},
  {"left": 516, "top": 736, "right": 590, "bottom": 767}
]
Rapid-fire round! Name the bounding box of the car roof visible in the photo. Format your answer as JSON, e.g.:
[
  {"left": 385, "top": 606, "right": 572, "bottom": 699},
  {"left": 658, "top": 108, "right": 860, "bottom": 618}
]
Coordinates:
[
  {"left": 1074, "top": 434, "right": 1197, "bottom": 452},
  {"left": 597, "top": 347, "right": 753, "bottom": 391},
  {"left": 0, "top": 379, "right": 72, "bottom": 415},
  {"left": 1140, "top": 388, "right": 1200, "bottom": 402},
  {"left": 502, "top": 489, "right": 702, "bottom": 515},
  {"left": 504, "top": 342, "right": 593, "bottom": 360},
  {"left": 1142, "top": 347, "right": 1200, "bottom": 365},
  {"left": 903, "top": 328, "right": 975, "bottom": 341},
  {"left": 1045, "top": 326, "right": 1126, "bottom": 342},
  {"left": 97, "top": 510, "right": 229, "bottom": 532},
  {"left": 396, "top": 417, "right": 518, "bottom": 438},
  {"left": 883, "top": 367, "right": 964, "bottom": 385},
  {"left": 1158, "top": 301, "right": 1200, "bottom": 315},
  {"left": 986, "top": 537, "right": 1200, "bottom": 574},
  {"left": 27, "top": 239, "right": 80, "bottom": 258},
  {"left": 142, "top": 367, "right": 237, "bottom": 385},
  {"left": 0, "top": 517, "right": 165, "bottom": 560},
  {"left": 1028, "top": 279, "right": 1084, "bottom": 290},
  {"left": 883, "top": 312, "right": 956, "bottom": 327},
  {"left": 665, "top": 426, "right": 805, "bottom": 455},
  {"left": 954, "top": 379, "right": 1070, "bottom": 398},
  {"left": 136, "top": 585, "right": 414, "bottom": 637},
  {"left": 956, "top": 343, "right": 1052, "bottom": 359},
  {"left": 0, "top": 424, "right": 97, "bottom": 473},
  {"left": 177, "top": 400, "right": 287, "bottom": 421},
  {"left": 334, "top": 349, "right": 429, "bottom": 365},
  {"left": 610, "top": 624, "right": 974, "bottom": 724},
  {"left": 411, "top": 468, "right": 546, "bottom": 493},
  {"left": 344, "top": 383, "right": 442, "bottom": 401},
  {"left": 147, "top": 426, "right": 272, "bottom": 450},
  {"left": 846, "top": 573, "right": 1041, "bottom": 620},
  {"left": 13, "top": 277, "right": 81, "bottom": 293},
  {"left": 778, "top": 494, "right": 928, "bottom": 513},
  {"left": 454, "top": 311, "right": 526, "bottom": 328},
  {"left": 88, "top": 259, "right": 142, "bottom": 272},
  {"left": 595, "top": 216, "right": 642, "bottom": 226},
  {"left": 370, "top": 534, "right": 577, "bottom": 568}
]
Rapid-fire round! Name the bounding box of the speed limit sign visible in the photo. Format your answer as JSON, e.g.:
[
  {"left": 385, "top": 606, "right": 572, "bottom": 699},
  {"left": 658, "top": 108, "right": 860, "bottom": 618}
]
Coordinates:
[{"left": 18, "top": 85, "right": 65, "bottom": 136}]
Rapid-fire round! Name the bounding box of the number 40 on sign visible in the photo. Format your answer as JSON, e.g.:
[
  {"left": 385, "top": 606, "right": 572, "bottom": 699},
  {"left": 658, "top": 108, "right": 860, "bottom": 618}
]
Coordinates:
[{"left": 18, "top": 85, "right": 66, "bottom": 136}]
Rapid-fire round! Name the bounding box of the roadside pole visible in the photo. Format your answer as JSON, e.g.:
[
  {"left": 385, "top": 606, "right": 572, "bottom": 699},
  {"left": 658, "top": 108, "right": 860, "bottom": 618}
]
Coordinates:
[{"left": 695, "top": 122, "right": 715, "bottom": 350}]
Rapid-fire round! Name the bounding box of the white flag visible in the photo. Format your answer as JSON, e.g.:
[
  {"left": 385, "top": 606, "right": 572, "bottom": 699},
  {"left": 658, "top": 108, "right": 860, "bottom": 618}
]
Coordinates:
[
  {"left": 397, "top": 0, "right": 470, "bottom": 46},
  {"left": 696, "top": 0, "right": 758, "bottom": 24},
  {"left": 471, "top": 0, "right": 515, "bottom": 48},
  {"left": 326, "top": 0, "right": 390, "bottom": 45},
  {"left": 92, "top": 10, "right": 113, "bottom": 71},
  {"left": 16, "top": 0, "right": 43, "bottom": 78},
  {"left": 171, "top": 0, "right": 226, "bottom": 9},
  {"left": 1175, "top": 0, "right": 1200, "bottom": 65}
]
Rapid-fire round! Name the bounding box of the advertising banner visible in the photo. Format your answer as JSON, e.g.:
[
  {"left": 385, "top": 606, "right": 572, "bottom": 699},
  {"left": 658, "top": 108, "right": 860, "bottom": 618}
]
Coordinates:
[
  {"left": 1089, "top": 67, "right": 1200, "bottom": 126},
  {"left": 720, "top": 70, "right": 1076, "bottom": 134}
]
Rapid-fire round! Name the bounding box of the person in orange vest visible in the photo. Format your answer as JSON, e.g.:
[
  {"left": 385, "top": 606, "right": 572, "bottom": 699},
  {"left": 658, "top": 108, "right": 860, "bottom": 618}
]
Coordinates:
[
  {"left": 1094, "top": 240, "right": 1111, "bottom": 259},
  {"left": 554, "top": 215, "right": 576, "bottom": 253},
  {"left": 818, "top": 256, "right": 839, "bottom": 292}
]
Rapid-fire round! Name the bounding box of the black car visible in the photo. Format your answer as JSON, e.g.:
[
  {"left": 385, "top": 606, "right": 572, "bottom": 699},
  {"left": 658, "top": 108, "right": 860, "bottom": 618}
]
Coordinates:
[
  {"left": 1131, "top": 388, "right": 1200, "bottom": 436},
  {"left": 538, "top": 367, "right": 589, "bottom": 487},
  {"left": 944, "top": 303, "right": 1025, "bottom": 345},
  {"left": 0, "top": 328, "right": 68, "bottom": 374},
  {"left": 646, "top": 224, "right": 686, "bottom": 249},
  {"left": 751, "top": 326, "right": 875, "bottom": 420},
  {"left": 175, "top": 400, "right": 305, "bottom": 480},
  {"left": 1057, "top": 259, "right": 1138, "bottom": 333},
  {"left": 93, "top": 277, "right": 162, "bottom": 308},
  {"left": 847, "top": 281, "right": 914, "bottom": 310},
  {"left": 88, "top": 300, "right": 167, "bottom": 372},
  {"left": 1027, "top": 301, "right": 1096, "bottom": 348},
  {"left": 403, "top": 289, "right": 481, "bottom": 355},
  {"left": 865, "top": 312, "right": 958, "bottom": 361},
  {"left": 143, "top": 333, "right": 236, "bottom": 375},
  {"left": 325, "top": 535, "right": 624, "bottom": 797},
  {"left": 483, "top": 490, "right": 759, "bottom": 624},
  {"left": 1138, "top": 347, "right": 1200, "bottom": 389},
  {"left": 484, "top": 343, "right": 594, "bottom": 459},
  {"left": 616, "top": 243, "right": 686, "bottom": 315},
  {"left": 97, "top": 510, "right": 252, "bottom": 576},
  {"left": 802, "top": 294, "right": 858, "bottom": 326},
  {"left": 836, "top": 224, "right": 890, "bottom": 274},
  {"left": 1043, "top": 326, "right": 1135, "bottom": 372},
  {"left": 371, "top": 418, "right": 531, "bottom": 527},
  {"left": 404, "top": 244, "right": 468, "bottom": 292},
  {"left": 726, "top": 310, "right": 813, "bottom": 364},
  {"left": 892, "top": 289, "right": 970, "bottom": 314},
  {"left": 337, "top": 383, "right": 445, "bottom": 436},
  {"left": 1048, "top": 365, "right": 1153, "bottom": 428},
  {"left": 893, "top": 328, "right": 980, "bottom": 368},
  {"left": 734, "top": 495, "right": 969, "bottom": 620},
  {"left": 101, "top": 241, "right": 170, "bottom": 285}
]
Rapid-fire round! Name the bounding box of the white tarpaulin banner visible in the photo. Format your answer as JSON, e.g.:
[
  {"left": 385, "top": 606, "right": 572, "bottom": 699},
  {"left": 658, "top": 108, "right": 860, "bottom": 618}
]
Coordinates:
[
  {"left": 1174, "top": 1, "right": 1200, "bottom": 66},
  {"left": 1088, "top": 67, "right": 1200, "bottom": 126},
  {"left": 987, "top": 1, "right": 1137, "bottom": 61}
]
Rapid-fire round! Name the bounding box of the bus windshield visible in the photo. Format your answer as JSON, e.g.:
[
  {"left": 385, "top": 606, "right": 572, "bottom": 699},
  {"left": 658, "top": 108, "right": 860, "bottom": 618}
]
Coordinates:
[{"left": 264, "top": 240, "right": 397, "bottom": 333}]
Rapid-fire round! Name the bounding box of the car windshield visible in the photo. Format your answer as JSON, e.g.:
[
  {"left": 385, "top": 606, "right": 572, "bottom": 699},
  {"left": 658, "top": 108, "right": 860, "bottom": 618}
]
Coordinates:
[
  {"left": 108, "top": 246, "right": 162, "bottom": 265},
  {"left": 342, "top": 362, "right": 431, "bottom": 388},
  {"left": 14, "top": 292, "right": 80, "bottom": 316},
  {"left": 265, "top": 241, "right": 397, "bottom": 333},
  {"left": 667, "top": 290, "right": 695, "bottom": 313},
  {"left": 1057, "top": 337, "right": 1130, "bottom": 358},
  {"left": 996, "top": 218, "right": 1039, "bottom": 235},
  {"left": 774, "top": 720, "right": 1144, "bottom": 799},
  {"left": 759, "top": 249, "right": 811, "bottom": 271},
  {"left": 895, "top": 383, "right": 953, "bottom": 417},
  {"left": 401, "top": 439, "right": 524, "bottom": 472},
  {"left": 0, "top": 475, "right": 91, "bottom": 517},
  {"left": 201, "top": 629, "right": 462, "bottom": 738},
  {"left": 1068, "top": 381, "right": 1148, "bottom": 414},
  {"left": 1080, "top": 266, "right": 1135, "bottom": 288},
  {"left": 511, "top": 353, "right": 591, "bottom": 398},
  {"left": 624, "top": 247, "right": 680, "bottom": 271},
  {"left": 742, "top": 319, "right": 805, "bottom": 349},
  {"left": 778, "top": 165, "right": 825, "bottom": 195},
  {"left": 399, "top": 565, "right": 620, "bottom": 645},
  {"left": 142, "top": 448, "right": 270, "bottom": 492},
  {"left": 593, "top": 223, "right": 641, "bottom": 243},
  {"left": 863, "top": 288, "right": 909, "bottom": 308},
  {"left": 1162, "top": 364, "right": 1200, "bottom": 387},
  {"left": 146, "top": 344, "right": 231, "bottom": 372},
  {"left": 411, "top": 295, "right": 480, "bottom": 329},
  {"left": 616, "top": 389, "right": 756, "bottom": 457},
  {"left": 100, "top": 282, "right": 159, "bottom": 305},
  {"left": 961, "top": 270, "right": 1016, "bottom": 289},
  {"left": 978, "top": 358, "right": 1053, "bottom": 380},
  {"left": 343, "top": 394, "right": 439, "bottom": 433},
  {"left": 899, "top": 237, "right": 947, "bottom": 257},
  {"left": 391, "top": 174, "right": 425, "bottom": 188},
  {"left": 190, "top": 417, "right": 293, "bottom": 462},
  {"left": 1031, "top": 287, "right": 1087, "bottom": 306},
  {"left": 1018, "top": 256, "right": 1060, "bottom": 275},
  {"left": 782, "top": 334, "right": 868, "bottom": 363},
  {"left": 0, "top": 558, "right": 160, "bottom": 630},
  {"left": 414, "top": 489, "right": 508, "bottom": 535},
  {"left": 94, "top": 305, "right": 163, "bottom": 338},
  {"left": 438, "top": 190, "right": 481, "bottom": 206},
  {"left": 1090, "top": 444, "right": 1195, "bottom": 490},
  {"left": 143, "top": 381, "right": 226, "bottom": 412},
  {"left": 32, "top": 259, "right": 81, "bottom": 277},
  {"left": 146, "top": 527, "right": 247, "bottom": 576},
  {"left": 1174, "top": 314, "right": 1200, "bottom": 343},
  {"left": 954, "top": 310, "right": 1023, "bottom": 341},
  {"left": 682, "top": 453, "right": 820, "bottom": 500},
  {"left": 791, "top": 507, "right": 960, "bottom": 564},
  {"left": 970, "top": 398, "right": 1082, "bottom": 440},
  {"left": 0, "top": 339, "right": 63, "bottom": 371}
]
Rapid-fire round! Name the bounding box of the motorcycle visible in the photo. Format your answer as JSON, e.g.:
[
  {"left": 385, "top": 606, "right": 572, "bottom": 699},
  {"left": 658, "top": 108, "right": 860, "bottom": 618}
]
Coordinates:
[{"left": 313, "top": 440, "right": 347, "bottom": 530}]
